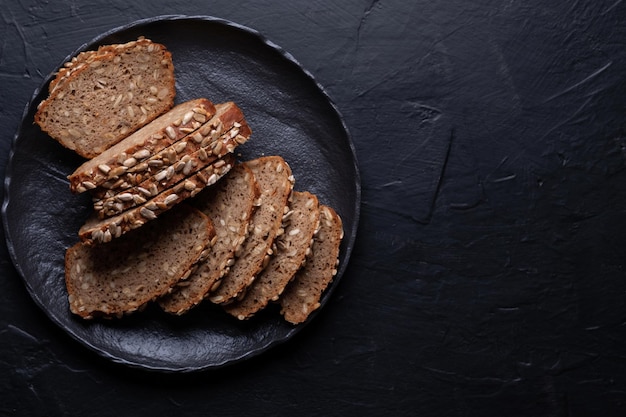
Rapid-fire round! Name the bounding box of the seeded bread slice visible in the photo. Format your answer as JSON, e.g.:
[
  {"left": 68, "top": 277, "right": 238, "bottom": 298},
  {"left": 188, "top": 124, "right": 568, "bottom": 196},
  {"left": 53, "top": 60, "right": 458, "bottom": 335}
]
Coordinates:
[
  {"left": 35, "top": 38, "right": 176, "bottom": 158},
  {"left": 279, "top": 205, "right": 343, "bottom": 324},
  {"left": 65, "top": 204, "right": 215, "bottom": 319},
  {"left": 158, "top": 163, "right": 260, "bottom": 314},
  {"left": 92, "top": 117, "right": 251, "bottom": 218},
  {"left": 68, "top": 98, "right": 216, "bottom": 193},
  {"left": 78, "top": 154, "right": 235, "bottom": 245},
  {"left": 86, "top": 101, "right": 247, "bottom": 197},
  {"left": 209, "top": 156, "right": 294, "bottom": 305},
  {"left": 225, "top": 191, "right": 320, "bottom": 320}
]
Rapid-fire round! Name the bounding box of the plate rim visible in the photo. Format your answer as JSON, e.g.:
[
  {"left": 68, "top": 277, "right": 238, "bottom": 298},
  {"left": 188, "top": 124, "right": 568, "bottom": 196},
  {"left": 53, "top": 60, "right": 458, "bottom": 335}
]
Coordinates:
[{"left": 2, "top": 14, "right": 361, "bottom": 372}]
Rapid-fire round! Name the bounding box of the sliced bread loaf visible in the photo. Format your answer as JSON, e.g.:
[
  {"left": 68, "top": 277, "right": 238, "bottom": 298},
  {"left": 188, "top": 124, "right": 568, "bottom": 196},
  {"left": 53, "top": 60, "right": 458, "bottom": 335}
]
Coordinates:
[
  {"left": 279, "top": 205, "right": 343, "bottom": 324},
  {"left": 36, "top": 38, "right": 176, "bottom": 158},
  {"left": 65, "top": 204, "right": 215, "bottom": 319},
  {"left": 158, "top": 163, "right": 260, "bottom": 314},
  {"left": 92, "top": 118, "right": 251, "bottom": 218},
  {"left": 209, "top": 156, "right": 294, "bottom": 305},
  {"left": 225, "top": 191, "right": 320, "bottom": 320},
  {"left": 79, "top": 154, "right": 235, "bottom": 245},
  {"left": 68, "top": 98, "right": 216, "bottom": 193}
]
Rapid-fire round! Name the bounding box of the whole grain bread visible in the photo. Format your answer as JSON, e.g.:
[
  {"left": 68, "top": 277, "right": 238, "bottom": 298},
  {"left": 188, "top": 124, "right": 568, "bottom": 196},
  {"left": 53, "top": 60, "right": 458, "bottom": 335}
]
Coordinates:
[
  {"left": 36, "top": 38, "right": 176, "bottom": 158},
  {"left": 279, "top": 205, "right": 343, "bottom": 324},
  {"left": 158, "top": 163, "right": 260, "bottom": 314},
  {"left": 92, "top": 117, "right": 251, "bottom": 218},
  {"left": 68, "top": 98, "right": 216, "bottom": 193},
  {"left": 78, "top": 154, "right": 235, "bottom": 245},
  {"left": 209, "top": 156, "right": 294, "bottom": 305},
  {"left": 65, "top": 204, "right": 215, "bottom": 319},
  {"left": 225, "top": 191, "right": 320, "bottom": 320}
]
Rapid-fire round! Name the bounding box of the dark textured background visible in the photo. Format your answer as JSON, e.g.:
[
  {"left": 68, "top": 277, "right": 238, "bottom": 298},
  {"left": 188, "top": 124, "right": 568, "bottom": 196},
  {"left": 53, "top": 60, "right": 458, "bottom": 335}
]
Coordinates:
[{"left": 2, "top": 0, "right": 626, "bottom": 415}]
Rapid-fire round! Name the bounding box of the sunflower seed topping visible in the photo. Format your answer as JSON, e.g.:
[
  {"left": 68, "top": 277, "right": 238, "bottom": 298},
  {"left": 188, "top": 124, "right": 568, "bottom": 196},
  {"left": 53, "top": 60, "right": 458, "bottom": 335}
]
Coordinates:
[
  {"left": 198, "top": 147, "right": 209, "bottom": 162},
  {"left": 123, "top": 157, "right": 137, "bottom": 168},
  {"left": 164, "top": 194, "right": 179, "bottom": 206},
  {"left": 154, "top": 169, "right": 167, "bottom": 182},
  {"left": 148, "top": 159, "right": 164, "bottom": 168},
  {"left": 182, "top": 160, "right": 194, "bottom": 176},
  {"left": 140, "top": 207, "right": 157, "bottom": 220},
  {"left": 133, "top": 195, "right": 147, "bottom": 205},
  {"left": 174, "top": 161, "right": 186, "bottom": 173},
  {"left": 211, "top": 141, "right": 223, "bottom": 155},
  {"left": 174, "top": 141, "right": 188, "bottom": 154},
  {"left": 191, "top": 132, "right": 203, "bottom": 144},
  {"left": 133, "top": 149, "right": 151, "bottom": 160},
  {"left": 117, "top": 193, "right": 134, "bottom": 202},
  {"left": 193, "top": 106, "right": 208, "bottom": 116},
  {"left": 182, "top": 111, "right": 194, "bottom": 125},
  {"left": 109, "top": 166, "right": 127, "bottom": 177},
  {"left": 98, "top": 164, "right": 111, "bottom": 174},
  {"left": 165, "top": 165, "right": 175, "bottom": 180},
  {"left": 184, "top": 180, "right": 196, "bottom": 191},
  {"left": 193, "top": 112, "right": 207, "bottom": 123},
  {"left": 82, "top": 181, "right": 96, "bottom": 190}
]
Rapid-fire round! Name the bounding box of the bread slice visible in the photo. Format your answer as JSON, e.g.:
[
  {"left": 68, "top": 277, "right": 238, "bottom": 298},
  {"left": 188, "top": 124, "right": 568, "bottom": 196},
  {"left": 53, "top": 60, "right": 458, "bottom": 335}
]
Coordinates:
[
  {"left": 78, "top": 154, "right": 235, "bottom": 245},
  {"left": 225, "top": 191, "right": 320, "bottom": 320},
  {"left": 85, "top": 101, "right": 247, "bottom": 197},
  {"left": 158, "top": 163, "right": 260, "bottom": 314},
  {"left": 279, "top": 205, "right": 343, "bottom": 324},
  {"left": 209, "top": 156, "right": 294, "bottom": 305},
  {"left": 35, "top": 38, "right": 176, "bottom": 158},
  {"left": 65, "top": 204, "right": 215, "bottom": 319},
  {"left": 91, "top": 117, "right": 251, "bottom": 218},
  {"left": 68, "top": 98, "right": 216, "bottom": 193}
]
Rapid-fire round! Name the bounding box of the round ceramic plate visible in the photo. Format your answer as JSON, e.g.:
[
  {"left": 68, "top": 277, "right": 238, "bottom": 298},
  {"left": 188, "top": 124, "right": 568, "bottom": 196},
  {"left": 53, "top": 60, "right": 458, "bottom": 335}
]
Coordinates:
[{"left": 2, "top": 15, "right": 360, "bottom": 372}]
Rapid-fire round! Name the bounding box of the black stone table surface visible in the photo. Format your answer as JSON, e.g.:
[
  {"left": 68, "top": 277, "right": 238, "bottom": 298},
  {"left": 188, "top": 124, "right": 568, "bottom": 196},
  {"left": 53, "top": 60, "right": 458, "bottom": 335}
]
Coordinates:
[{"left": 2, "top": 1, "right": 626, "bottom": 415}]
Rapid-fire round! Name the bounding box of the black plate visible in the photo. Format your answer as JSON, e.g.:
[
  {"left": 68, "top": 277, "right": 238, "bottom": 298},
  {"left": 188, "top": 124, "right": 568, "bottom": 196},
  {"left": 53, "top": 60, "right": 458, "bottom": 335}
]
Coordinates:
[{"left": 2, "top": 15, "right": 360, "bottom": 372}]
